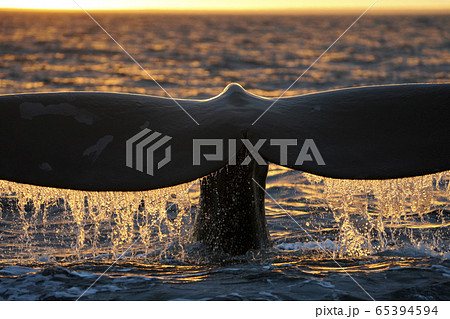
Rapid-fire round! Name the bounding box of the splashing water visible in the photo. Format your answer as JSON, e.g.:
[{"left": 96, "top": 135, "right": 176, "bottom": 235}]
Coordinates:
[
  {"left": 304, "top": 171, "right": 450, "bottom": 258},
  {"left": 0, "top": 180, "right": 193, "bottom": 263},
  {"left": 0, "top": 170, "right": 449, "bottom": 264}
]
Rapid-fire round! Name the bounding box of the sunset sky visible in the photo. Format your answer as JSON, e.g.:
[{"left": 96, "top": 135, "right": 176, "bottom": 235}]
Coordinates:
[{"left": 0, "top": 0, "right": 449, "bottom": 12}]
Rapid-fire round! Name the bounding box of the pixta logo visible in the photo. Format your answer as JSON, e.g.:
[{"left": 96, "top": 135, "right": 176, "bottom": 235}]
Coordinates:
[
  {"left": 126, "top": 128, "right": 172, "bottom": 176},
  {"left": 126, "top": 129, "right": 325, "bottom": 176}
]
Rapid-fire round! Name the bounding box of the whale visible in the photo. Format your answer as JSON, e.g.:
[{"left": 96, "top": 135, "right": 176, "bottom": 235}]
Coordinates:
[
  {"left": 0, "top": 83, "right": 449, "bottom": 254},
  {"left": 1, "top": 83, "right": 449, "bottom": 191}
]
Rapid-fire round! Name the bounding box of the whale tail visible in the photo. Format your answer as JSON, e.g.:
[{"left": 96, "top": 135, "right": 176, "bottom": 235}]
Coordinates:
[
  {"left": 0, "top": 83, "right": 449, "bottom": 191},
  {"left": 252, "top": 83, "right": 450, "bottom": 180}
]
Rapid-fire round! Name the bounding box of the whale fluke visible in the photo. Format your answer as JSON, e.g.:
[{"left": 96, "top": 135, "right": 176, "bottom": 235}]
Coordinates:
[
  {"left": 0, "top": 83, "right": 449, "bottom": 192},
  {"left": 252, "top": 84, "right": 450, "bottom": 179},
  {"left": 0, "top": 90, "right": 244, "bottom": 191}
]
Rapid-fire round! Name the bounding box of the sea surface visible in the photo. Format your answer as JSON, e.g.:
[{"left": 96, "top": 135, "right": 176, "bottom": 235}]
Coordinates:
[{"left": 0, "top": 11, "right": 449, "bottom": 301}]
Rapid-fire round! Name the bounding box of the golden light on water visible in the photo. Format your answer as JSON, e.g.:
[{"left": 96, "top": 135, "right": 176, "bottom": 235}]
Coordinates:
[
  {"left": 1, "top": 167, "right": 448, "bottom": 263},
  {"left": 1, "top": 0, "right": 450, "bottom": 12}
]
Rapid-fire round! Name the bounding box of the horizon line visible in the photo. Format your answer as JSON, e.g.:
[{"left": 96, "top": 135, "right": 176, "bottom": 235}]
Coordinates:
[{"left": 1, "top": 7, "right": 450, "bottom": 15}]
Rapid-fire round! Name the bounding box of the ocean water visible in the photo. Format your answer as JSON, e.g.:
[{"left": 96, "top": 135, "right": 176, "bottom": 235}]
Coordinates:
[{"left": 0, "top": 11, "right": 449, "bottom": 301}]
